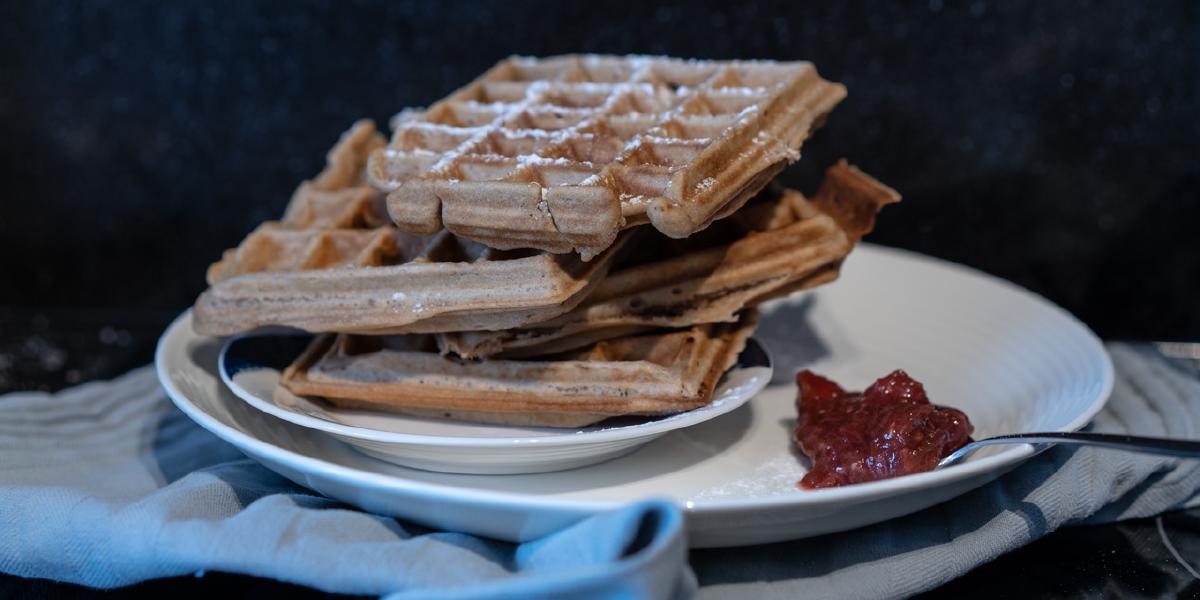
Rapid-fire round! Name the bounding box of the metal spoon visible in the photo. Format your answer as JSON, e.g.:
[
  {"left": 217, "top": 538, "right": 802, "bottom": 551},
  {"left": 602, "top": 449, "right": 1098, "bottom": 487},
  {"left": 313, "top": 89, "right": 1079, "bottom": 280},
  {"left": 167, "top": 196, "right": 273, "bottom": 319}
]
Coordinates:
[{"left": 937, "top": 432, "right": 1200, "bottom": 469}]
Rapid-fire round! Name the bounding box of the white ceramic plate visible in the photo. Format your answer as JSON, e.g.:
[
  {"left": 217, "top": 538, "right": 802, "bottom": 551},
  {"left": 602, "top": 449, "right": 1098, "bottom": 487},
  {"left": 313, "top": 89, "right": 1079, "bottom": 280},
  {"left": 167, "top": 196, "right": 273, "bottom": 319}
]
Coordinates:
[
  {"left": 156, "top": 245, "right": 1113, "bottom": 547},
  {"left": 217, "top": 334, "right": 772, "bottom": 474}
]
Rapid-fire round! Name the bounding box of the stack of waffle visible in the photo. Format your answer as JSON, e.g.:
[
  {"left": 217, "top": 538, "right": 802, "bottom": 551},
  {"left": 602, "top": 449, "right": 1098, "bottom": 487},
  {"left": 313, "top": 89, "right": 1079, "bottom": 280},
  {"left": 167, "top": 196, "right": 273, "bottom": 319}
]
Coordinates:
[{"left": 193, "top": 55, "right": 900, "bottom": 427}]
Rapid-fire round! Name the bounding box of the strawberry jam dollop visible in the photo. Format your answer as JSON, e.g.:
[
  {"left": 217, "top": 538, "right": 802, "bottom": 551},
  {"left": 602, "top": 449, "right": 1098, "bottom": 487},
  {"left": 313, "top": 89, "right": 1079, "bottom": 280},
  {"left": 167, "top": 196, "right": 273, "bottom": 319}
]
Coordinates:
[{"left": 794, "top": 369, "right": 974, "bottom": 489}]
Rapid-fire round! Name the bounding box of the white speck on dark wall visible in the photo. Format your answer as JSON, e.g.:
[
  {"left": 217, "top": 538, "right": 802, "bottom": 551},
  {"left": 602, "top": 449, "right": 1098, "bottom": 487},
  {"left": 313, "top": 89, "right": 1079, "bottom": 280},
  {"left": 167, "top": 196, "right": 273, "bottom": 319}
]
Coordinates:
[{"left": 22, "top": 336, "right": 67, "bottom": 372}]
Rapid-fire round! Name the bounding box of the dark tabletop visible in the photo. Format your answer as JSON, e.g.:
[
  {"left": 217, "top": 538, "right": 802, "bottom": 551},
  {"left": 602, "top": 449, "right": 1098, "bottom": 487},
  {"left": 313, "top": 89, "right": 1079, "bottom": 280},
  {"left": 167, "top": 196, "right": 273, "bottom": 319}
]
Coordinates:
[{"left": 2, "top": 1, "right": 1198, "bottom": 597}]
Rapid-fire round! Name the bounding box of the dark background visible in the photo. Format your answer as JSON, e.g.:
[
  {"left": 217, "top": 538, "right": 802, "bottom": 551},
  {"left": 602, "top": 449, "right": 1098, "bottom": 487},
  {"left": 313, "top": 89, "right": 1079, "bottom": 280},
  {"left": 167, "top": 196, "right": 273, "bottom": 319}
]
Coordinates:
[
  {"left": 2, "top": 1, "right": 1198, "bottom": 339},
  {"left": 1, "top": 1, "right": 1199, "bottom": 597}
]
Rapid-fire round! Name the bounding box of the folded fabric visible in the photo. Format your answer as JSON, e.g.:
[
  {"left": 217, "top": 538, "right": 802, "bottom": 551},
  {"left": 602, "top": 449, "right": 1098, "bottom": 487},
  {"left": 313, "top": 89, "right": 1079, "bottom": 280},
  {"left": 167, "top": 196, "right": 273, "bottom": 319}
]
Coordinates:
[
  {"left": 0, "top": 342, "right": 1196, "bottom": 599},
  {"left": 0, "top": 367, "right": 692, "bottom": 599}
]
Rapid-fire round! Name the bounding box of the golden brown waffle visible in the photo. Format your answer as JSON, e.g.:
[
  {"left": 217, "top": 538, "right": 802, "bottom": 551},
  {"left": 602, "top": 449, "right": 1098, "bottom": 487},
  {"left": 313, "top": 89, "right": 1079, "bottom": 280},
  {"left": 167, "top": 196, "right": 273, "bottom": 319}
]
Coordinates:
[
  {"left": 437, "top": 160, "right": 899, "bottom": 358},
  {"left": 279, "top": 311, "right": 758, "bottom": 428},
  {"left": 205, "top": 121, "right": 390, "bottom": 284},
  {"left": 193, "top": 120, "right": 629, "bottom": 336},
  {"left": 367, "top": 55, "right": 846, "bottom": 258}
]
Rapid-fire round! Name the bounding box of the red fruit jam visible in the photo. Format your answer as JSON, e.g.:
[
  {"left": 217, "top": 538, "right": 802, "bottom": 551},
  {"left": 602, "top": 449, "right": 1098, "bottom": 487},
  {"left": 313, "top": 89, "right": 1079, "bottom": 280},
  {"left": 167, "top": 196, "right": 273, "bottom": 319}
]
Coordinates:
[{"left": 794, "top": 369, "right": 974, "bottom": 489}]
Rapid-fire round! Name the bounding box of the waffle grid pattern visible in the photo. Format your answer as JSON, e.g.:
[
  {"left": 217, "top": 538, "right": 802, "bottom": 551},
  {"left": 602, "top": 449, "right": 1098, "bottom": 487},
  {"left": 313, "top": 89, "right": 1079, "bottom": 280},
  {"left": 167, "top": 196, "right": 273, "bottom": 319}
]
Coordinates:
[
  {"left": 207, "top": 122, "right": 539, "bottom": 284},
  {"left": 369, "top": 55, "right": 845, "bottom": 257},
  {"left": 194, "top": 121, "right": 625, "bottom": 336}
]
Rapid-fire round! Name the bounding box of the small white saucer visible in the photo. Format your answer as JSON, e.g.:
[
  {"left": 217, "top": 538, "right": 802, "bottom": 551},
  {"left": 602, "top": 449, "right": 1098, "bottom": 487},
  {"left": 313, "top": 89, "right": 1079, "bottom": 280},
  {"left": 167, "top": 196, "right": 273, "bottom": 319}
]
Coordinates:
[{"left": 218, "top": 334, "right": 773, "bottom": 474}]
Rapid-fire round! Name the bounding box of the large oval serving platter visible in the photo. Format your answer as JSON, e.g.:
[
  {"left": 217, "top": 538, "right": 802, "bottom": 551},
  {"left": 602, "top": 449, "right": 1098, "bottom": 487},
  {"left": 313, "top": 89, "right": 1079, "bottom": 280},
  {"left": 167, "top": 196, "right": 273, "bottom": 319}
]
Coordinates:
[{"left": 156, "top": 244, "right": 1113, "bottom": 547}]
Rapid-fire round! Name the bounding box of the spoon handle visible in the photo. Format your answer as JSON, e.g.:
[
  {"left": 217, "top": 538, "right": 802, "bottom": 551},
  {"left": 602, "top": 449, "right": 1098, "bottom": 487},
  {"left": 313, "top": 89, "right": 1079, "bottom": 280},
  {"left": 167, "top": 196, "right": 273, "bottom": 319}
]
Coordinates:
[
  {"left": 939, "top": 431, "right": 1200, "bottom": 468},
  {"left": 975, "top": 432, "right": 1200, "bottom": 456}
]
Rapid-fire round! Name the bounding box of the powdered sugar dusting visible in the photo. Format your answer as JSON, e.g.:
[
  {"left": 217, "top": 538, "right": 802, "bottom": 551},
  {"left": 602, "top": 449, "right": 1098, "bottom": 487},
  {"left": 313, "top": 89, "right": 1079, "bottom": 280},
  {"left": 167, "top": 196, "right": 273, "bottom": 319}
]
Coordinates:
[
  {"left": 516, "top": 154, "right": 579, "bottom": 168},
  {"left": 712, "top": 85, "right": 771, "bottom": 97},
  {"left": 368, "top": 55, "right": 840, "bottom": 250}
]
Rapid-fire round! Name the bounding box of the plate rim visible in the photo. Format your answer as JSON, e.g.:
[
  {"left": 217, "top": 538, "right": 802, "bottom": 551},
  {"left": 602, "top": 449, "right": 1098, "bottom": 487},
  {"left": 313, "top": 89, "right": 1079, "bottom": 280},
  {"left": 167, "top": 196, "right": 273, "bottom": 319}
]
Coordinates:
[
  {"left": 216, "top": 332, "right": 772, "bottom": 448},
  {"left": 156, "top": 243, "right": 1114, "bottom": 514}
]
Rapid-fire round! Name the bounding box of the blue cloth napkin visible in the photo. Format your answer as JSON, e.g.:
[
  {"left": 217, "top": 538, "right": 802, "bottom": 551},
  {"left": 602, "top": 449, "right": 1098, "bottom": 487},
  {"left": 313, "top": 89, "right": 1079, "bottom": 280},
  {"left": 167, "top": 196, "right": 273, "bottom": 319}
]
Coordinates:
[
  {"left": 0, "top": 365, "right": 692, "bottom": 599},
  {"left": 1, "top": 342, "right": 1197, "bottom": 599}
]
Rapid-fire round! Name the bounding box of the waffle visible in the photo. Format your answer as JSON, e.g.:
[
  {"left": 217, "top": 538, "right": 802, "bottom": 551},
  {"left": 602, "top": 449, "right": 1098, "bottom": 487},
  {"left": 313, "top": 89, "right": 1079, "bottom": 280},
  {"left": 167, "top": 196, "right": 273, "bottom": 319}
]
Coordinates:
[
  {"left": 367, "top": 54, "right": 846, "bottom": 258},
  {"left": 193, "top": 120, "right": 630, "bottom": 336},
  {"left": 437, "top": 160, "right": 899, "bottom": 358},
  {"left": 279, "top": 311, "right": 758, "bottom": 428}
]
